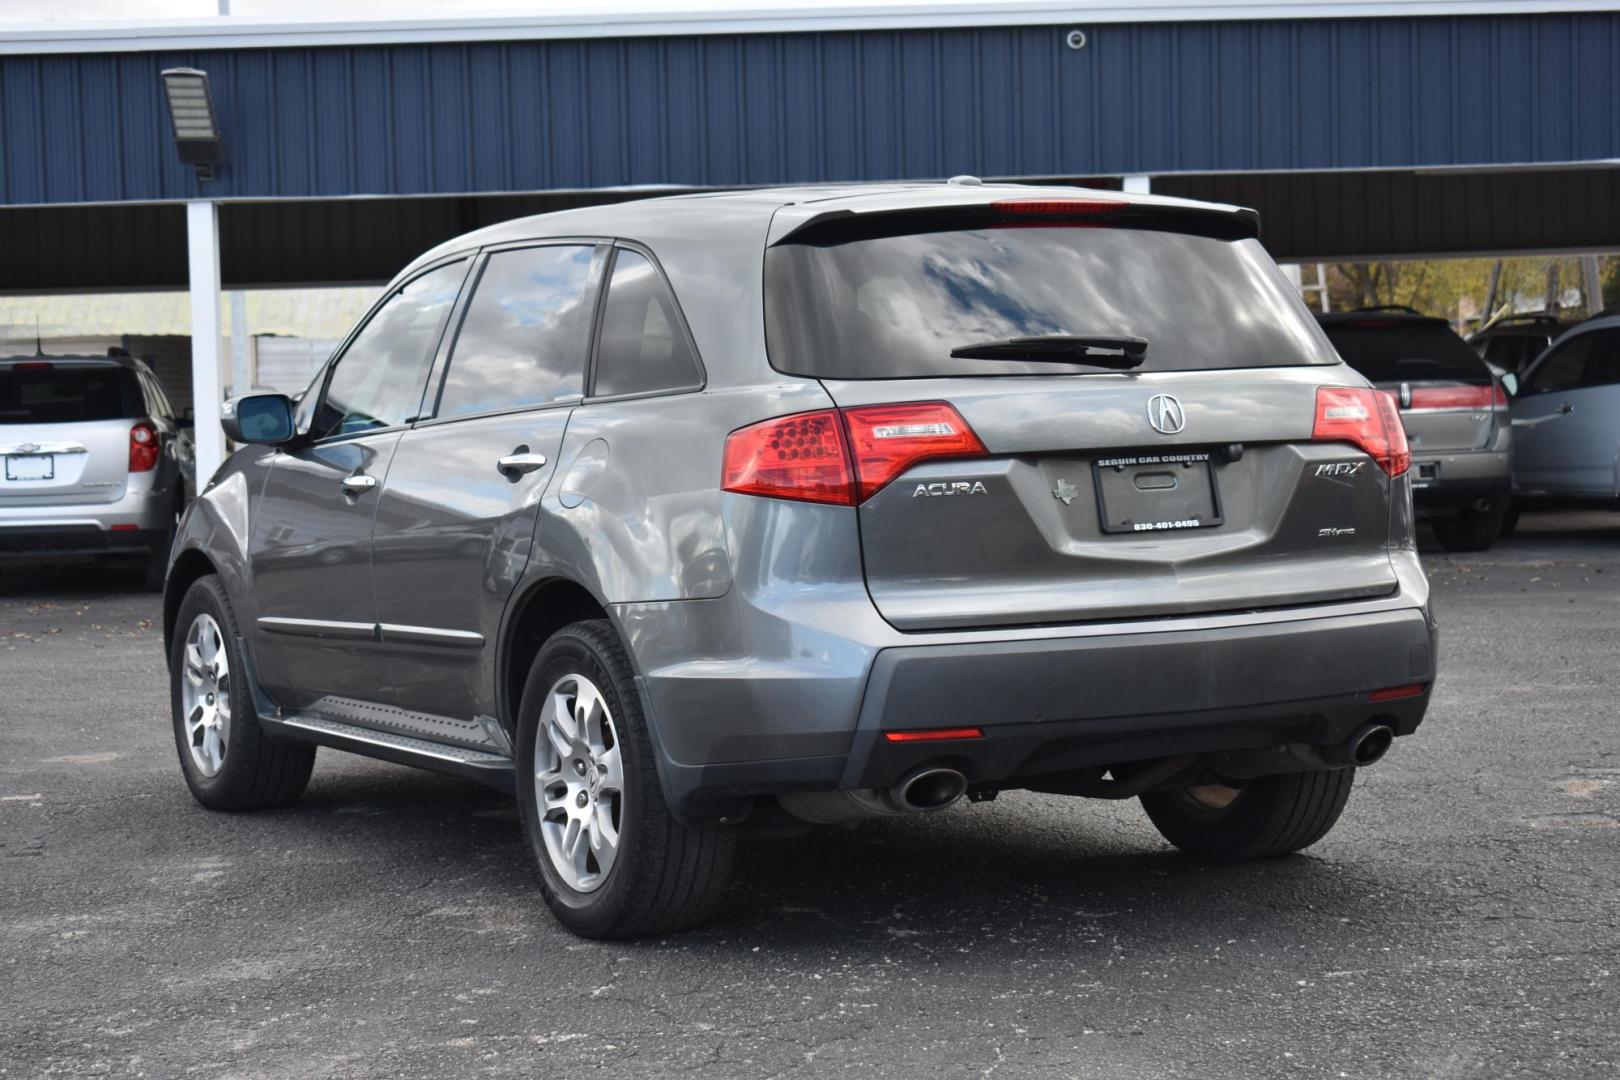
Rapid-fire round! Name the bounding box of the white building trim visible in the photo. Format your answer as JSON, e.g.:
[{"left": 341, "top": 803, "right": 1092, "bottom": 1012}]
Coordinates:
[{"left": 0, "top": 1, "right": 1610, "bottom": 55}]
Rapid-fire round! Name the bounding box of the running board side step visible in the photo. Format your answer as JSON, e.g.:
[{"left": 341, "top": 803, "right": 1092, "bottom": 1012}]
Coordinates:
[{"left": 261, "top": 713, "right": 517, "bottom": 795}]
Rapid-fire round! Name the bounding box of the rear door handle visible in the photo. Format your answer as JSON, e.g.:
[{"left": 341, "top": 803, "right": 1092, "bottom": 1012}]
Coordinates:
[
  {"left": 1559, "top": 403, "right": 1575, "bottom": 414},
  {"left": 497, "top": 451, "right": 548, "bottom": 476},
  {"left": 340, "top": 473, "right": 377, "bottom": 495}
]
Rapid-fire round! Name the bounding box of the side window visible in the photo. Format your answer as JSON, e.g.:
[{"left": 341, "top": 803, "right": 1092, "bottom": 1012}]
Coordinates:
[
  {"left": 434, "top": 245, "right": 596, "bottom": 420},
  {"left": 591, "top": 249, "right": 702, "bottom": 398},
  {"left": 311, "top": 261, "right": 466, "bottom": 441},
  {"left": 1524, "top": 334, "right": 1595, "bottom": 395},
  {"left": 1580, "top": 329, "right": 1620, "bottom": 389}
]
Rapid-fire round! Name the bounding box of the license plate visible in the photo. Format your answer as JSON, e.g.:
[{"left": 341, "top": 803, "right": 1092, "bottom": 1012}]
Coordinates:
[
  {"left": 1093, "top": 452, "right": 1223, "bottom": 534},
  {"left": 4, "top": 454, "right": 53, "bottom": 481}
]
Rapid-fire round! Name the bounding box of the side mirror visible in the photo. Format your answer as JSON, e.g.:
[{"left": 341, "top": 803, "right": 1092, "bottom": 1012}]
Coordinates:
[
  {"left": 221, "top": 393, "right": 296, "bottom": 445},
  {"left": 1501, "top": 373, "right": 1519, "bottom": 398},
  {"left": 179, "top": 406, "right": 196, "bottom": 429}
]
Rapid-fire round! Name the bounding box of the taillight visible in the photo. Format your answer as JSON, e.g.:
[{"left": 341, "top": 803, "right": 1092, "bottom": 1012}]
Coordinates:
[
  {"left": 1405, "top": 385, "right": 1504, "bottom": 411},
  {"left": 1312, "top": 387, "right": 1410, "bottom": 478},
  {"left": 841, "top": 401, "right": 987, "bottom": 502},
  {"left": 129, "top": 421, "right": 161, "bottom": 473},
  {"left": 721, "top": 409, "right": 854, "bottom": 506},
  {"left": 721, "top": 401, "right": 987, "bottom": 506}
]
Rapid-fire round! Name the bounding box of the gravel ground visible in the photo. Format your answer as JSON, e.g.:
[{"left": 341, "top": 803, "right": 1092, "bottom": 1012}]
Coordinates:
[{"left": 2, "top": 513, "right": 1617, "bottom": 1079}]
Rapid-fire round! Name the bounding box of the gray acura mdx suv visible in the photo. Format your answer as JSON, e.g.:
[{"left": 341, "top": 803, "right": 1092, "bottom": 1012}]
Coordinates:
[{"left": 164, "top": 184, "right": 1436, "bottom": 938}]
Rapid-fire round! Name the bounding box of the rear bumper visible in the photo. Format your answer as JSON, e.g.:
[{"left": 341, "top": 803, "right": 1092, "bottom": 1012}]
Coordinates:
[
  {"left": 636, "top": 601, "right": 1437, "bottom": 816},
  {"left": 1409, "top": 449, "right": 1511, "bottom": 514},
  {"left": 0, "top": 524, "right": 167, "bottom": 562}
]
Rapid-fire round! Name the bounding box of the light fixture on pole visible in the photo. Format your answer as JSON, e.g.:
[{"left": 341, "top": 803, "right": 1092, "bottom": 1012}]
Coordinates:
[{"left": 160, "top": 68, "right": 222, "bottom": 181}]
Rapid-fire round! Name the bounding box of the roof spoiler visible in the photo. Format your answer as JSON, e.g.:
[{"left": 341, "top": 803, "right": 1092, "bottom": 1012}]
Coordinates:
[{"left": 769, "top": 198, "right": 1261, "bottom": 247}]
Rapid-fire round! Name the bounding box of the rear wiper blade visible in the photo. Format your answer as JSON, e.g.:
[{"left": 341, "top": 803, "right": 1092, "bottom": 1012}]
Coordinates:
[{"left": 948, "top": 334, "right": 1147, "bottom": 369}]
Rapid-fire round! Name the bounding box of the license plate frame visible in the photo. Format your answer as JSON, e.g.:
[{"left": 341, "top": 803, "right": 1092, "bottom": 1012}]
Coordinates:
[
  {"left": 4, "top": 453, "right": 54, "bottom": 482},
  {"left": 1092, "top": 451, "right": 1223, "bottom": 535}
]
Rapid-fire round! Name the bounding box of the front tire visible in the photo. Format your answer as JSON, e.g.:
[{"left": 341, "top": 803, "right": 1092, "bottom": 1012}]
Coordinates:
[
  {"left": 515, "top": 619, "right": 735, "bottom": 938},
  {"left": 169, "top": 575, "right": 315, "bottom": 810},
  {"left": 1140, "top": 768, "right": 1356, "bottom": 860}
]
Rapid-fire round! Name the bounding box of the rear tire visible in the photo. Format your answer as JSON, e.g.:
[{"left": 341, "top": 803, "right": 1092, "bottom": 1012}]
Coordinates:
[
  {"left": 1140, "top": 768, "right": 1355, "bottom": 860},
  {"left": 515, "top": 619, "right": 735, "bottom": 938},
  {"left": 169, "top": 575, "right": 315, "bottom": 810},
  {"left": 1431, "top": 504, "right": 1505, "bottom": 552}
]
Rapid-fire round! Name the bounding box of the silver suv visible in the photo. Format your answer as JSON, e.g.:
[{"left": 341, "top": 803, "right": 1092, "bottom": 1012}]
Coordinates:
[
  {"left": 1317, "top": 308, "right": 1513, "bottom": 551},
  {"left": 2, "top": 352, "right": 193, "bottom": 589},
  {"left": 162, "top": 185, "right": 1437, "bottom": 938}
]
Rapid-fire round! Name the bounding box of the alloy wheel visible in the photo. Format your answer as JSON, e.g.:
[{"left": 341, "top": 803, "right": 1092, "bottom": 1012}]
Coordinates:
[
  {"left": 534, "top": 673, "right": 624, "bottom": 893},
  {"left": 180, "top": 612, "right": 231, "bottom": 777}
]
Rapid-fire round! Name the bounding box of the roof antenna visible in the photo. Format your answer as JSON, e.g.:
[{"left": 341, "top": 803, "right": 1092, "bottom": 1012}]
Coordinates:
[{"left": 35, "top": 316, "right": 43, "bottom": 357}]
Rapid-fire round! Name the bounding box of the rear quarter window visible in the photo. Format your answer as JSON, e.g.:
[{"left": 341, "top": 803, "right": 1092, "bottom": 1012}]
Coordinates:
[{"left": 764, "top": 226, "right": 1337, "bottom": 379}]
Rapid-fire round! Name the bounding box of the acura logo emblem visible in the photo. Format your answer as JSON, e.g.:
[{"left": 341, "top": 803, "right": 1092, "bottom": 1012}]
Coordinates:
[{"left": 1147, "top": 394, "right": 1185, "bottom": 435}]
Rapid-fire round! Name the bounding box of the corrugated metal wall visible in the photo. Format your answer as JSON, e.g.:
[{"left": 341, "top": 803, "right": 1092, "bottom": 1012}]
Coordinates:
[{"left": 2, "top": 11, "right": 1617, "bottom": 207}]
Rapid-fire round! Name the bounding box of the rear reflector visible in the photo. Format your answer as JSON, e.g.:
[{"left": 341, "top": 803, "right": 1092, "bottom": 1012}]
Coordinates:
[
  {"left": 109, "top": 523, "right": 140, "bottom": 532},
  {"left": 722, "top": 401, "right": 986, "bottom": 506},
  {"left": 883, "top": 727, "right": 985, "bottom": 743},
  {"left": 1406, "top": 385, "right": 1506, "bottom": 411},
  {"left": 129, "top": 420, "right": 161, "bottom": 473},
  {"left": 1368, "top": 683, "right": 1427, "bottom": 702},
  {"left": 1312, "top": 387, "right": 1411, "bottom": 478}
]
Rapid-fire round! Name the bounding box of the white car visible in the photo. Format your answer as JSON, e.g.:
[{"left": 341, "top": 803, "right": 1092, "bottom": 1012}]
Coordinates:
[{"left": 0, "top": 352, "right": 194, "bottom": 589}]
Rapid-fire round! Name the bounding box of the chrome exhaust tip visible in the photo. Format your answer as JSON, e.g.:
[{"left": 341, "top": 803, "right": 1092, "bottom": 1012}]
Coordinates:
[
  {"left": 1352, "top": 724, "right": 1395, "bottom": 766},
  {"left": 894, "top": 767, "right": 968, "bottom": 811}
]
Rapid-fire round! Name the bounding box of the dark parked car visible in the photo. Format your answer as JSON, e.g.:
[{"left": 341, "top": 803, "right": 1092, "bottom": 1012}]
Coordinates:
[
  {"left": 1469, "top": 313, "right": 1568, "bottom": 376},
  {"left": 1, "top": 351, "right": 193, "bottom": 589},
  {"left": 1317, "top": 308, "right": 1512, "bottom": 551},
  {"left": 163, "top": 184, "right": 1437, "bottom": 938}
]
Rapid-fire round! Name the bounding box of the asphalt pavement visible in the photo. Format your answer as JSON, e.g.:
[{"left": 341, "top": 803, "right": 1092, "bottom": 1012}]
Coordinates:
[{"left": 2, "top": 514, "right": 1617, "bottom": 1078}]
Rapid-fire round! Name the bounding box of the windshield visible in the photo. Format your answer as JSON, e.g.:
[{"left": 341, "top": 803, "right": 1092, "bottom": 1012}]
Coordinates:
[
  {"left": 0, "top": 364, "right": 141, "bottom": 424},
  {"left": 764, "top": 227, "right": 1338, "bottom": 379}
]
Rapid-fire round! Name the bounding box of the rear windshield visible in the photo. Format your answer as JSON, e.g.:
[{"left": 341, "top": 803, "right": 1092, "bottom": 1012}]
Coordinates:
[
  {"left": 1319, "top": 322, "right": 1491, "bottom": 385},
  {"left": 764, "top": 227, "right": 1338, "bottom": 379},
  {"left": 0, "top": 364, "right": 141, "bottom": 424}
]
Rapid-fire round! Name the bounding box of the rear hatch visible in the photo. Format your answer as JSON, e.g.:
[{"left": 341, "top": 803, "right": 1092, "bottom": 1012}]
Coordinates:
[
  {"left": 0, "top": 360, "right": 142, "bottom": 507},
  {"left": 1319, "top": 313, "right": 1504, "bottom": 458},
  {"left": 762, "top": 197, "right": 1404, "bottom": 631}
]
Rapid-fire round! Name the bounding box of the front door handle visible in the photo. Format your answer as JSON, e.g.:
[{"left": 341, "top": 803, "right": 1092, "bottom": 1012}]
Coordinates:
[
  {"left": 497, "top": 450, "right": 548, "bottom": 476},
  {"left": 1559, "top": 402, "right": 1575, "bottom": 414},
  {"left": 340, "top": 473, "right": 378, "bottom": 495}
]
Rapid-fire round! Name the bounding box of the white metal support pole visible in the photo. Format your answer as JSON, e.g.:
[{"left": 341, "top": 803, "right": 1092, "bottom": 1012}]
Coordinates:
[
  {"left": 187, "top": 200, "right": 227, "bottom": 485},
  {"left": 229, "top": 290, "right": 251, "bottom": 395},
  {"left": 1583, "top": 256, "right": 1606, "bottom": 316},
  {"left": 1122, "top": 174, "right": 1151, "bottom": 195}
]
